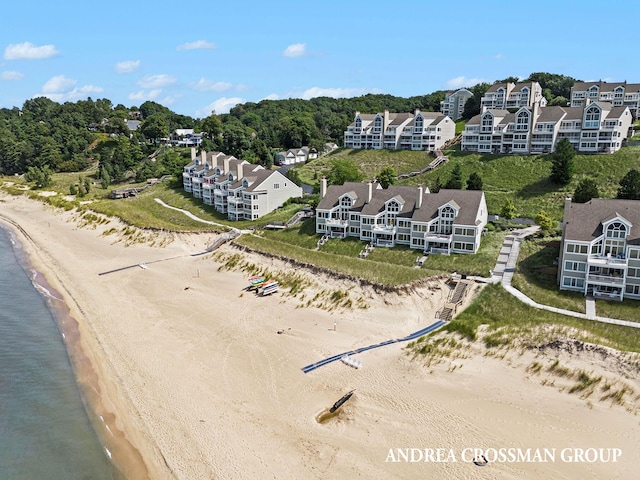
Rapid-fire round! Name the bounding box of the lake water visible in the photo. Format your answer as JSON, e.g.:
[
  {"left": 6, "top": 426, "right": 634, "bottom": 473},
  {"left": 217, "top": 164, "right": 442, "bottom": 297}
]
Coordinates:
[{"left": 0, "top": 224, "right": 116, "bottom": 480}]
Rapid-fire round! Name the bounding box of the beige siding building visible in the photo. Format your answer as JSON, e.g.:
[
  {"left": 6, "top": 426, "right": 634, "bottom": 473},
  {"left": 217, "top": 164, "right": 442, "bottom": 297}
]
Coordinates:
[
  {"left": 440, "top": 88, "right": 473, "bottom": 120},
  {"left": 343, "top": 110, "right": 455, "bottom": 151},
  {"left": 558, "top": 197, "right": 640, "bottom": 301},
  {"left": 570, "top": 81, "right": 640, "bottom": 119}
]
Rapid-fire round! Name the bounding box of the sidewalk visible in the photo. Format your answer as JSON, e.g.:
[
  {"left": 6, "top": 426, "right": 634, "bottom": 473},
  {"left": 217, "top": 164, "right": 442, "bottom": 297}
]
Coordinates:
[{"left": 490, "top": 226, "right": 640, "bottom": 330}]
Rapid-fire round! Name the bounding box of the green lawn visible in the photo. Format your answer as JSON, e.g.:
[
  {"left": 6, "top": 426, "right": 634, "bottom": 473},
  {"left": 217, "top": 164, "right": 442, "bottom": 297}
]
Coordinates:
[{"left": 294, "top": 145, "right": 640, "bottom": 220}]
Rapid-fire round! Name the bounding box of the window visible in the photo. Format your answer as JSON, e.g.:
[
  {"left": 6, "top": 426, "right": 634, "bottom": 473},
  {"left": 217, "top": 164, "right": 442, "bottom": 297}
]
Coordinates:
[
  {"left": 584, "top": 106, "right": 601, "bottom": 128},
  {"left": 628, "top": 249, "right": 640, "bottom": 259},
  {"left": 413, "top": 224, "right": 427, "bottom": 232},
  {"left": 562, "top": 277, "right": 584, "bottom": 288},
  {"left": 606, "top": 222, "right": 627, "bottom": 239},
  {"left": 566, "top": 243, "right": 588, "bottom": 254},
  {"left": 625, "top": 284, "right": 640, "bottom": 296},
  {"left": 628, "top": 267, "right": 639, "bottom": 278},
  {"left": 564, "top": 261, "right": 586, "bottom": 272}
]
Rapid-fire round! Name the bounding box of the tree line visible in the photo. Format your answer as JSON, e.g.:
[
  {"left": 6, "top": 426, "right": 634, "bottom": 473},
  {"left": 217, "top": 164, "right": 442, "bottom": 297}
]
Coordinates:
[{"left": 0, "top": 72, "right": 588, "bottom": 185}]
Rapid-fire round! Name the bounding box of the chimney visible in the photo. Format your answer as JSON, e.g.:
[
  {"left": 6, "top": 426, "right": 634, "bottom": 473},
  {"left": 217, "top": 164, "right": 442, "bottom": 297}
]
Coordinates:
[
  {"left": 416, "top": 185, "right": 423, "bottom": 209},
  {"left": 320, "top": 176, "right": 327, "bottom": 198},
  {"left": 383, "top": 109, "right": 389, "bottom": 129},
  {"left": 200, "top": 149, "right": 207, "bottom": 166},
  {"left": 223, "top": 156, "right": 230, "bottom": 174},
  {"left": 191, "top": 147, "right": 197, "bottom": 160},
  {"left": 237, "top": 162, "right": 244, "bottom": 180},
  {"left": 563, "top": 196, "right": 572, "bottom": 226},
  {"left": 367, "top": 181, "right": 372, "bottom": 203}
]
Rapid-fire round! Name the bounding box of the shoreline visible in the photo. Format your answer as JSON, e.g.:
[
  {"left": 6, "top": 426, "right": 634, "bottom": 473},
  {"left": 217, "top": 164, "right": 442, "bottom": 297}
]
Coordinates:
[
  {"left": 2, "top": 192, "right": 640, "bottom": 479},
  {"left": 0, "top": 208, "right": 157, "bottom": 479}
]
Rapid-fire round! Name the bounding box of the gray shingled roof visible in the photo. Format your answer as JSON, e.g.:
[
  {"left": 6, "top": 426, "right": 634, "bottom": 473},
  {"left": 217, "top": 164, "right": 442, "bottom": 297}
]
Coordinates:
[
  {"left": 243, "top": 169, "right": 280, "bottom": 192},
  {"left": 412, "top": 189, "right": 484, "bottom": 225},
  {"left": 536, "top": 106, "right": 567, "bottom": 123},
  {"left": 318, "top": 184, "right": 484, "bottom": 226},
  {"left": 564, "top": 198, "right": 640, "bottom": 245},
  {"left": 317, "top": 182, "right": 378, "bottom": 211}
]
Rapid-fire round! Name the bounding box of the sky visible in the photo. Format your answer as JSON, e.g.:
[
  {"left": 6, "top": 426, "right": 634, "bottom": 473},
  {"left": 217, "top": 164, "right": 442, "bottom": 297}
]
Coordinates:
[{"left": 1, "top": 0, "right": 639, "bottom": 118}]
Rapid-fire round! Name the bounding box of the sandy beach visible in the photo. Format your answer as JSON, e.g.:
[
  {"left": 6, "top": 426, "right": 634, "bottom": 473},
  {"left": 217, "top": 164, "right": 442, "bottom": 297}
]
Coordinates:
[{"left": 1, "top": 191, "right": 640, "bottom": 480}]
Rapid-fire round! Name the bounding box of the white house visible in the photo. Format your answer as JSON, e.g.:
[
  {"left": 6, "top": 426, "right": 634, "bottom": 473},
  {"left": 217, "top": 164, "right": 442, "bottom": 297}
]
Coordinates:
[
  {"left": 461, "top": 100, "right": 632, "bottom": 155},
  {"left": 316, "top": 178, "right": 487, "bottom": 254},
  {"left": 343, "top": 110, "right": 455, "bottom": 151},
  {"left": 558, "top": 197, "right": 640, "bottom": 301},
  {"left": 480, "top": 81, "right": 547, "bottom": 112},
  {"left": 183, "top": 149, "right": 302, "bottom": 220},
  {"left": 570, "top": 81, "right": 640, "bottom": 119},
  {"left": 440, "top": 88, "right": 473, "bottom": 120}
]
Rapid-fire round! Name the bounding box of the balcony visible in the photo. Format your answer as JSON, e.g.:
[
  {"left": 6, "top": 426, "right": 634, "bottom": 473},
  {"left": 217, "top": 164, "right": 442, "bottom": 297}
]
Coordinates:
[
  {"left": 587, "top": 255, "right": 628, "bottom": 267},
  {"left": 587, "top": 274, "right": 624, "bottom": 285},
  {"left": 325, "top": 218, "right": 348, "bottom": 227},
  {"left": 372, "top": 224, "right": 397, "bottom": 234},
  {"left": 424, "top": 233, "right": 452, "bottom": 243}
]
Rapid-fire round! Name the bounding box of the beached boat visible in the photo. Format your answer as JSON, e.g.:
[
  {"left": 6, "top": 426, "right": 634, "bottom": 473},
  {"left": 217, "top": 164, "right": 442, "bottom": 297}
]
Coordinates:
[
  {"left": 261, "top": 280, "right": 279, "bottom": 296},
  {"left": 330, "top": 389, "right": 355, "bottom": 413}
]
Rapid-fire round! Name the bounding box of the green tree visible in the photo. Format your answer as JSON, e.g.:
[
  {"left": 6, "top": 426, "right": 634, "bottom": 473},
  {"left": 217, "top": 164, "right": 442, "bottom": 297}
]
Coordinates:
[
  {"left": 617, "top": 169, "right": 640, "bottom": 200},
  {"left": 550, "top": 138, "right": 575, "bottom": 185},
  {"left": 501, "top": 198, "right": 517, "bottom": 220},
  {"left": 431, "top": 176, "right": 442, "bottom": 193},
  {"left": 466, "top": 172, "right": 483, "bottom": 190},
  {"left": 327, "top": 159, "right": 363, "bottom": 185},
  {"left": 69, "top": 183, "right": 78, "bottom": 195},
  {"left": 377, "top": 166, "right": 396, "bottom": 189},
  {"left": 445, "top": 164, "right": 464, "bottom": 189},
  {"left": 535, "top": 210, "right": 557, "bottom": 231},
  {"left": 573, "top": 178, "right": 599, "bottom": 203},
  {"left": 23, "top": 165, "right": 52, "bottom": 188},
  {"left": 100, "top": 166, "right": 111, "bottom": 189}
]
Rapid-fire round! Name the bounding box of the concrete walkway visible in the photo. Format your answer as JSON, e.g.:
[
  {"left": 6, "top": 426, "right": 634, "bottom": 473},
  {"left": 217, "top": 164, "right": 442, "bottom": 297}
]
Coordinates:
[{"left": 491, "top": 226, "right": 640, "bottom": 330}]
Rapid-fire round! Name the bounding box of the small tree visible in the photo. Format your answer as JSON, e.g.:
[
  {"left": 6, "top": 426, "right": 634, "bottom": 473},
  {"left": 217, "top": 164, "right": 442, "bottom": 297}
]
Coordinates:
[
  {"left": 24, "top": 166, "right": 52, "bottom": 189},
  {"left": 326, "top": 159, "right": 363, "bottom": 185},
  {"left": 69, "top": 184, "right": 78, "bottom": 195},
  {"left": 466, "top": 172, "right": 483, "bottom": 190},
  {"left": 617, "top": 169, "right": 640, "bottom": 200},
  {"left": 573, "top": 178, "right": 599, "bottom": 203},
  {"left": 445, "top": 164, "right": 463, "bottom": 189},
  {"left": 535, "top": 210, "right": 557, "bottom": 231},
  {"left": 550, "top": 138, "right": 575, "bottom": 185},
  {"left": 500, "top": 198, "right": 517, "bottom": 220},
  {"left": 83, "top": 177, "right": 91, "bottom": 194},
  {"left": 431, "top": 176, "right": 442, "bottom": 193},
  {"left": 376, "top": 166, "right": 396, "bottom": 189},
  {"left": 100, "top": 166, "right": 111, "bottom": 189}
]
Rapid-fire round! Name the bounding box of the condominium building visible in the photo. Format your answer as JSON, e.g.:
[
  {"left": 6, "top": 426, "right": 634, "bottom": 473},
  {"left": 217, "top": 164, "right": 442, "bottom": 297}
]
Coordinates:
[
  {"left": 315, "top": 177, "right": 487, "bottom": 254},
  {"left": 461, "top": 99, "right": 632, "bottom": 155},
  {"left": 343, "top": 109, "right": 455, "bottom": 151},
  {"left": 440, "top": 88, "right": 473, "bottom": 120},
  {"left": 480, "top": 81, "right": 547, "bottom": 112},
  {"left": 570, "top": 81, "right": 640, "bottom": 119},
  {"left": 558, "top": 197, "right": 640, "bottom": 301},
  {"left": 182, "top": 149, "right": 302, "bottom": 220}
]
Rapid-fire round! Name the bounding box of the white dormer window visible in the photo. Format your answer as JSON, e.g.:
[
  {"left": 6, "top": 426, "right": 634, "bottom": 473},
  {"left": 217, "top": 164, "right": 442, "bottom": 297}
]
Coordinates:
[
  {"left": 516, "top": 111, "right": 530, "bottom": 130},
  {"left": 340, "top": 196, "right": 354, "bottom": 208},
  {"left": 584, "top": 105, "right": 601, "bottom": 128},
  {"left": 441, "top": 206, "right": 456, "bottom": 219},
  {"left": 606, "top": 222, "right": 627, "bottom": 239},
  {"left": 387, "top": 200, "right": 400, "bottom": 213}
]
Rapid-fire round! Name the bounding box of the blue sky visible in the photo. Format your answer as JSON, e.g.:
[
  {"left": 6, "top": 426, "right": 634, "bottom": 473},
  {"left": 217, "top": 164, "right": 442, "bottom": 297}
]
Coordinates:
[{"left": 1, "top": 0, "right": 639, "bottom": 118}]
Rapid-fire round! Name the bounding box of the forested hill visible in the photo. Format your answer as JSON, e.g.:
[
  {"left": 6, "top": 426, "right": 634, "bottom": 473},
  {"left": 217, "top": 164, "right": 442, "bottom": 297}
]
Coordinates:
[{"left": 0, "top": 72, "right": 578, "bottom": 180}]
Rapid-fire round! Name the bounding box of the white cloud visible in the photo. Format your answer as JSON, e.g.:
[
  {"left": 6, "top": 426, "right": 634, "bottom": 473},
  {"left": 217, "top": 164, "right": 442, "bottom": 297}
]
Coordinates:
[
  {"left": 0, "top": 70, "right": 24, "bottom": 80},
  {"left": 36, "top": 75, "right": 102, "bottom": 102},
  {"left": 42, "top": 75, "right": 76, "bottom": 93},
  {"left": 494, "top": 53, "right": 506, "bottom": 60},
  {"left": 261, "top": 93, "right": 280, "bottom": 101},
  {"left": 115, "top": 60, "right": 140, "bottom": 74},
  {"left": 177, "top": 40, "right": 216, "bottom": 51},
  {"left": 445, "top": 76, "right": 487, "bottom": 89},
  {"left": 298, "top": 87, "right": 381, "bottom": 100},
  {"left": 137, "top": 74, "right": 177, "bottom": 89},
  {"left": 4, "top": 42, "right": 59, "bottom": 60},
  {"left": 128, "top": 89, "right": 162, "bottom": 101},
  {"left": 191, "top": 78, "right": 233, "bottom": 92},
  {"left": 283, "top": 43, "right": 307, "bottom": 58},
  {"left": 195, "top": 97, "right": 246, "bottom": 117}
]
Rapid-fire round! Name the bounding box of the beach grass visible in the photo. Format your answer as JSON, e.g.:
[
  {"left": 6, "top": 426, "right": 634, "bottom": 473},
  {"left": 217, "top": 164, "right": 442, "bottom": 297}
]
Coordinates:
[{"left": 445, "top": 283, "right": 640, "bottom": 353}]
